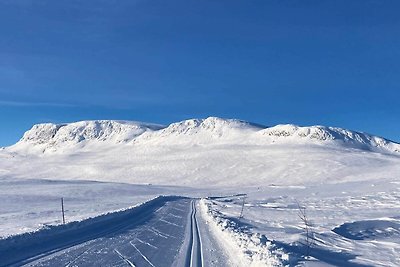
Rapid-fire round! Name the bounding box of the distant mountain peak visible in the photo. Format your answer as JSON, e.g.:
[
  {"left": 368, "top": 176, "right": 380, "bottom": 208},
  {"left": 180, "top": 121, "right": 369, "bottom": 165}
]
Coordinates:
[
  {"left": 161, "top": 117, "right": 264, "bottom": 134},
  {"left": 259, "top": 124, "right": 400, "bottom": 152},
  {"left": 14, "top": 120, "right": 164, "bottom": 153}
]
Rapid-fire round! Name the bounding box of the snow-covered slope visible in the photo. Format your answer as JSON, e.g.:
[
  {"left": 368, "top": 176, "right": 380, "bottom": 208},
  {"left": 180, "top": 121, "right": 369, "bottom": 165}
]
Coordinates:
[{"left": 2, "top": 117, "right": 400, "bottom": 187}]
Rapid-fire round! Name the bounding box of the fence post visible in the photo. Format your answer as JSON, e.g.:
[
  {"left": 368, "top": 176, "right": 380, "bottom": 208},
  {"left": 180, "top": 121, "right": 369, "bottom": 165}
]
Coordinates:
[
  {"left": 61, "top": 197, "right": 65, "bottom": 224},
  {"left": 239, "top": 195, "right": 246, "bottom": 219}
]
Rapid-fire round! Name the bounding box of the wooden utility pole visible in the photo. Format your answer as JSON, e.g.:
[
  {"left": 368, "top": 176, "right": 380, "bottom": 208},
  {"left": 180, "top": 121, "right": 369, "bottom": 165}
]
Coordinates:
[{"left": 61, "top": 197, "right": 65, "bottom": 224}]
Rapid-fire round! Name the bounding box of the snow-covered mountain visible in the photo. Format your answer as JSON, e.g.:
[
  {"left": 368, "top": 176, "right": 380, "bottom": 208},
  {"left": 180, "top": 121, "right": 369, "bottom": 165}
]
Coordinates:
[
  {"left": 258, "top": 124, "right": 400, "bottom": 153},
  {"left": 1, "top": 117, "right": 400, "bottom": 187},
  {"left": 153, "top": 117, "right": 263, "bottom": 137},
  {"left": 133, "top": 117, "right": 264, "bottom": 145},
  {"left": 11, "top": 120, "right": 164, "bottom": 153},
  {"left": 2, "top": 118, "right": 400, "bottom": 267},
  {"left": 9, "top": 117, "right": 400, "bottom": 154}
]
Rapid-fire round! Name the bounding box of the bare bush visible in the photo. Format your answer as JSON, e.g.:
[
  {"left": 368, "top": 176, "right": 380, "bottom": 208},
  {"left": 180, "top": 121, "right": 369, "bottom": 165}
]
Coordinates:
[{"left": 296, "top": 200, "right": 315, "bottom": 258}]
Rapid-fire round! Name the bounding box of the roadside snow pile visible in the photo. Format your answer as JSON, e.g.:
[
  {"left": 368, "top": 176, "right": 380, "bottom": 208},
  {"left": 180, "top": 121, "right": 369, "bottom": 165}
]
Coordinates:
[
  {"left": 0, "top": 194, "right": 163, "bottom": 239},
  {"left": 199, "top": 199, "right": 288, "bottom": 267}
]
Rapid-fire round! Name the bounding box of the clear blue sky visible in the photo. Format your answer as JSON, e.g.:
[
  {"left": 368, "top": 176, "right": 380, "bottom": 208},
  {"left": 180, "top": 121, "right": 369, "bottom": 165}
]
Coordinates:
[{"left": 1, "top": 0, "right": 399, "bottom": 146}]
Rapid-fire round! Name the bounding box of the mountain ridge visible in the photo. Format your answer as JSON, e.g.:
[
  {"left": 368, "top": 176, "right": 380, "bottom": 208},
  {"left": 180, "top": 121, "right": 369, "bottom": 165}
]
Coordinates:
[{"left": 7, "top": 117, "right": 400, "bottom": 155}]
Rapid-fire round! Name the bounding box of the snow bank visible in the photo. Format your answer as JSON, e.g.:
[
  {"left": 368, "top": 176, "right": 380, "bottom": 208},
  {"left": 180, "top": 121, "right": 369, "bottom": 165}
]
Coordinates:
[
  {"left": 0, "top": 195, "right": 180, "bottom": 266},
  {"left": 199, "top": 199, "right": 288, "bottom": 267}
]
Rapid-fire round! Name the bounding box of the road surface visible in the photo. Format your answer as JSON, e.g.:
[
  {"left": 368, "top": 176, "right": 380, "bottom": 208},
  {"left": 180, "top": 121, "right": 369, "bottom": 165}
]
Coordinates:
[{"left": 1, "top": 197, "right": 230, "bottom": 267}]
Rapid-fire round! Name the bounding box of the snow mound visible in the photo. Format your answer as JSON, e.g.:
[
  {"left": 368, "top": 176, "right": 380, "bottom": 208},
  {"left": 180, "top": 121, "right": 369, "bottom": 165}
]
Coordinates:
[
  {"left": 258, "top": 124, "right": 400, "bottom": 153},
  {"left": 332, "top": 219, "right": 400, "bottom": 240},
  {"left": 12, "top": 120, "right": 165, "bottom": 153}
]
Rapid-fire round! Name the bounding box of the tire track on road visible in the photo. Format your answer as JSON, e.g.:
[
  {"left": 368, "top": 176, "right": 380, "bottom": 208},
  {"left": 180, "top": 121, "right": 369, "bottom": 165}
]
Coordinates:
[{"left": 185, "top": 200, "right": 203, "bottom": 267}]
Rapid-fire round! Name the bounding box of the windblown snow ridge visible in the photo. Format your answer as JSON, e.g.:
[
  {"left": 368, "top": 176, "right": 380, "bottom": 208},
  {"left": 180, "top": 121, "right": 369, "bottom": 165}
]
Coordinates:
[{"left": 9, "top": 117, "right": 400, "bottom": 154}]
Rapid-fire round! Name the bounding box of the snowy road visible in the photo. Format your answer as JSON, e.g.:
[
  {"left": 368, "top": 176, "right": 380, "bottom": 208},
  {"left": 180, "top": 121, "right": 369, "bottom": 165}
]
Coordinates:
[
  {"left": 1, "top": 197, "right": 230, "bottom": 267},
  {"left": 185, "top": 201, "right": 203, "bottom": 267}
]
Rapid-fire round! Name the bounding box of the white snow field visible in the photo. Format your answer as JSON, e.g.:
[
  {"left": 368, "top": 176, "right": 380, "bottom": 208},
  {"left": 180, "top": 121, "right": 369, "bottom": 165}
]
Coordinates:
[{"left": 0, "top": 117, "right": 400, "bottom": 266}]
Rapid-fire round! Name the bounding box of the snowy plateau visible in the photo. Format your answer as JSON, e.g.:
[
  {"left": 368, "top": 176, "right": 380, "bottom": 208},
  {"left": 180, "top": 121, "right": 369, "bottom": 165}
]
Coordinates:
[{"left": 0, "top": 117, "right": 400, "bottom": 267}]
